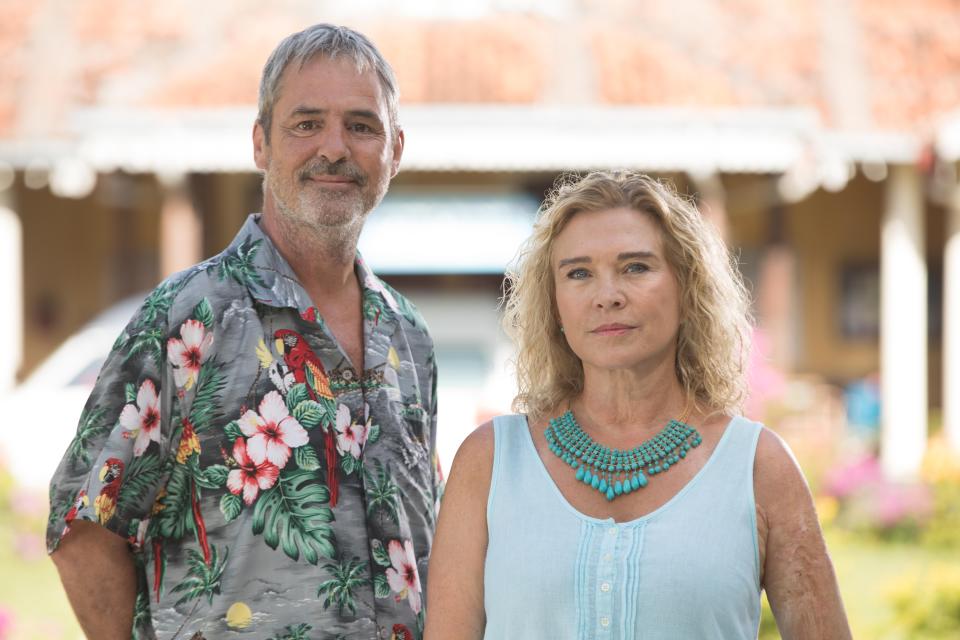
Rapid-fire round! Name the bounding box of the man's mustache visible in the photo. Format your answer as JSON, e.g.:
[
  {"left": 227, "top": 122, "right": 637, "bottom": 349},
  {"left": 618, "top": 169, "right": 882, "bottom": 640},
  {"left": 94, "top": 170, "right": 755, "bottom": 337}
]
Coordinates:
[{"left": 298, "top": 159, "right": 367, "bottom": 185}]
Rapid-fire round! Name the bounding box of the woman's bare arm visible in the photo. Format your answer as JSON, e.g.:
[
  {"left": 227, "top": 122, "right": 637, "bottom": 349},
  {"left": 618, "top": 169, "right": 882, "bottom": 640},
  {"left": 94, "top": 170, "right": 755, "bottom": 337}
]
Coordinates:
[
  {"left": 755, "top": 428, "right": 852, "bottom": 640},
  {"left": 424, "top": 422, "right": 495, "bottom": 640}
]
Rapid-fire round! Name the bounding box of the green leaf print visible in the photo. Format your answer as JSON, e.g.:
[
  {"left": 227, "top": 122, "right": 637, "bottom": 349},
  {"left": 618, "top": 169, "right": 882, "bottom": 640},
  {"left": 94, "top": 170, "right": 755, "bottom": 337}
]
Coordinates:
[
  {"left": 294, "top": 445, "right": 322, "bottom": 471},
  {"left": 251, "top": 468, "right": 335, "bottom": 564},
  {"left": 66, "top": 406, "right": 110, "bottom": 466},
  {"left": 193, "top": 298, "right": 214, "bottom": 330},
  {"left": 292, "top": 400, "right": 324, "bottom": 429},
  {"left": 267, "top": 623, "right": 313, "bottom": 640},
  {"left": 125, "top": 382, "right": 138, "bottom": 404},
  {"left": 362, "top": 288, "right": 388, "bottom": 324},
  {"left": 125, "top": 326, "right": 166, "bottom": 369},
  {"left": 373, "top": 573, "right": 391, "bottom": 599},
  {"left": 196, "top": 464, "right": 229, "bottom": 489},
  {"left": 170, "top": 545, "right": 229, "bottom": 607},
  {"left": 136, "top": 282, "right": 179, "bottom": 328},
  {"left": 317, "top": 557, "right": 369, "bottom": 617},
  {"left": 364, "top": 459, "right": 400, "bottom": 525},
  {"left": 131, "top": 590, "right": 152, "bottom": 639},
  {"left": 220, "top": 493, "right": 243, "bottom": 522},
  {"left": 285, "top": 384, "right": 309, "bottom": 411},
  {"left": 189, "top": 361, "right": 226, "bottom": 433},
  {"left": 117, "top": 453, "right": 167, "bottom": 516},
  {"left": 366, "top": 423, "right": 381, "bottom": 445},
  {"left": 154, "top": 465, "right": 196, "bottom": 540},
  {"left": 341, "top": 455, "right": 358, "bottom": 476},
  {"left": 218, "top": 237, "right": 266, "bottom": 289},
  {"left": 223, "top": 420, "right": 243, "bottom": 440},
  {"left": 371, "top": 539, "right": 391, "bottom": 568}
]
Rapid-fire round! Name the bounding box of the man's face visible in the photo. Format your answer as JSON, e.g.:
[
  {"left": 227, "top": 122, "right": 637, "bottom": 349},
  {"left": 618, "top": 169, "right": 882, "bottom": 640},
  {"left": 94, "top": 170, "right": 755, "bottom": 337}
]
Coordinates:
[{"left": 253, "top": 55, "right": 403, "bottom": 236}]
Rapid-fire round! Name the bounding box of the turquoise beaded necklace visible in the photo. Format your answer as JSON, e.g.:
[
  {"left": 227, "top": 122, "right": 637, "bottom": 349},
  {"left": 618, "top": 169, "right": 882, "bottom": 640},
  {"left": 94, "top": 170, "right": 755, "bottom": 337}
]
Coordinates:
[{"left": 545, "top": 408, "right": 702, "bottom": 501}]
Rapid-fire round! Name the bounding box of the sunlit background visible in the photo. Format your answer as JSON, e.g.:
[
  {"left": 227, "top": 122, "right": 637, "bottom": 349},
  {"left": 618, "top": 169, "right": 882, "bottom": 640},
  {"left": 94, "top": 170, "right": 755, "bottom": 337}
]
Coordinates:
[{"left": 1, "top": 0, "right": 960, "bottom": 637}]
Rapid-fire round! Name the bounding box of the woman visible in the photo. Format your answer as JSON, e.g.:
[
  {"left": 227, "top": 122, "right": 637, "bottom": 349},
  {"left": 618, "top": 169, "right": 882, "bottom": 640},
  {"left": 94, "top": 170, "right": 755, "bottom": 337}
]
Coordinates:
[{"left": 424, "top": 171, "right": 851, "bottom": 639}]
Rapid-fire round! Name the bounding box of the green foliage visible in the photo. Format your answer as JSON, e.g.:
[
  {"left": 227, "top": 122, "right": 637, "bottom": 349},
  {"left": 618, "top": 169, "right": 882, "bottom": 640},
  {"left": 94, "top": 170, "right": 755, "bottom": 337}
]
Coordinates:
[
  {"left": 137, "top": 282, "right": 180, "bottom": 328},
  {"left": 365, "top": 459, "right": 400, "bottom": 525},
  {"left": 758, "top": 592, "right": 780, "bottom": 639},
  {"left": 125, "top": 382, "right": 138, "bottom": 404},
  {"left": 196, "top": 464, "right": 229, "bottom": 490},
  {"left": 124, "top": 326, "right": 166, "bottom": 368},
  {"left": 295, "top": 444, "right": 322, "bottom": 471},
  {"left": 267, "top": 623, "right": 313, "bottom": 640},
  {"left": 293, "top": 400, "right": 325, "bottom": 429},
  {"left": 66, "top": 406, "right": 110, "bottom": 466},
  {"left": 371, "top": 538, "right": 392, "bottom": 568},
  {"left": 373, "top": 573, "right": 391, "bottom": 599},
  {"left": 170, "top": 545, "right": 229, "bottom": 607},
  {"left": 223, "top": 420, "right": 244, "bottom": 441},
  {"left": 218, "top": 237, "right": 266, "bottom": 288},
  {"left": 220, "top": 493, "right": 243, "bottom": 522},
  {"left": 189, "top": 361, "right": 226, "bottom": 433},
  {"left": 341, "top": 454, "right": 359, "bottom": 475},
  {"left": 285, "top": 384, "right": 310, "bottom": 412},
  {"left": 118, "top": 454, "right": 167, "bottom": 516},
  {"left": 154, "top": 465, "right": 196, "bottom": 539},
  {"left": 252, "top": 468, "right": 335, "bottom": 564},
  {"left": 317, "top": 557, "right": 369, "bottom": 617},
  {"left": 887, "top": 567, "right": 960, "bottom": 639},
  {"left": 921, "top": 479, "right": 960, "bottom": 548},
  {"left": 193, "top": 298, "right": 214, "bottom": 329}
]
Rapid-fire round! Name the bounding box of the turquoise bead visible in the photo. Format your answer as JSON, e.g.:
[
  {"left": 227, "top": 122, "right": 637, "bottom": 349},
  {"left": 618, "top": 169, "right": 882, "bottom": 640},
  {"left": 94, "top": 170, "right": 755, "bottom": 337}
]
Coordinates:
[
  {"left": 605, "top": 486, "right": 615, "bottom": 501},
  {"left": 637, "top": 472, "right": 648, "bottom": 488},
  {"left": 630, "top": 475, "right": 640, "bottom": 490},
  {"left": 591, "top": 476, "right": 600, "bottom": 489},
  {"left": 622, "top": 480, "right": 632, "bottom": 494},
  {"left": 598, "top": 478, "right": 608, "bottom": 493},
  {"left": 614, "top": 481, "right": 623, "bottom": 496},
  {"left": 575, "top": 467, "right": 585, "bottom": 481},
  {"left": 584, "top": 470, "right": 593, "bottom": 484}
]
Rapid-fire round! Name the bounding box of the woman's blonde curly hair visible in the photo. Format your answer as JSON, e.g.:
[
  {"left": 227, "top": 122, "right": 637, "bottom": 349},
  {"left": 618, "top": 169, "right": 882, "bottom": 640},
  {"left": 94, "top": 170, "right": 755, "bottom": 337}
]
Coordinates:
[{"left": 502, "top": 170, "right": 753, "bottom": 421}]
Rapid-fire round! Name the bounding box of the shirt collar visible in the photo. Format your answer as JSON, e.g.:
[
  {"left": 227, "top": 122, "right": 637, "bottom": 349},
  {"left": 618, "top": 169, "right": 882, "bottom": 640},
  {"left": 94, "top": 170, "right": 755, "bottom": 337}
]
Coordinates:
[{"left": 222, "top": 214, "right": 402, "bottom": 319}]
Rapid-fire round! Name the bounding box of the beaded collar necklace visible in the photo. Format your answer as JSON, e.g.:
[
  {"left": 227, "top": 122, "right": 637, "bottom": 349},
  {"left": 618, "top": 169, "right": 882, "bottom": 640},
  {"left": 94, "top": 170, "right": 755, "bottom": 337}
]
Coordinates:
[{"left": 544, "top": 407, "right": 702, "bottom": 502}]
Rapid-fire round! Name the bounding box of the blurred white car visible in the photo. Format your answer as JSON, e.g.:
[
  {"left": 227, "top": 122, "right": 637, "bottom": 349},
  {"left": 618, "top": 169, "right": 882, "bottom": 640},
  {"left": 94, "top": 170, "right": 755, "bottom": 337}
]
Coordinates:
[{"left": 0, "top": 295, "right": 143, "bottom": 493}]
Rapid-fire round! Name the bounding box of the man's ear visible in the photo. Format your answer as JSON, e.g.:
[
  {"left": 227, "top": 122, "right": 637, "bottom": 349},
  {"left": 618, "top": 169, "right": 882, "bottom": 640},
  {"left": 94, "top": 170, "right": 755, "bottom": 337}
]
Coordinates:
[
  {"left": 390, "top": 128, "right": 405, "bottom": 178},
  {"left": 253, "top": 121, "right": 269, "bottom": 171}
]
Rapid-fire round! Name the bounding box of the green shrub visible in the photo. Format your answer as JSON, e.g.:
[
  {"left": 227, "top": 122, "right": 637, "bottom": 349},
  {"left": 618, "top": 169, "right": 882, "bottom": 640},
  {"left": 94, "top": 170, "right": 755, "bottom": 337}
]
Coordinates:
[{"left": 887, "top": 567, "right": 960, "bottom": 638}]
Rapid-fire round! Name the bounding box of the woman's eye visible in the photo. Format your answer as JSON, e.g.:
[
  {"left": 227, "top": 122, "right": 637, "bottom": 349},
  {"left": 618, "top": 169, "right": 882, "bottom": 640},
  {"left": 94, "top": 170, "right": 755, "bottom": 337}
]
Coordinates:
[
  {"left": 625, "top": 263, "right": 649, "bottom": 273},
  {"left": 567, "top": 268, "right": 589, "bottom": 280}
]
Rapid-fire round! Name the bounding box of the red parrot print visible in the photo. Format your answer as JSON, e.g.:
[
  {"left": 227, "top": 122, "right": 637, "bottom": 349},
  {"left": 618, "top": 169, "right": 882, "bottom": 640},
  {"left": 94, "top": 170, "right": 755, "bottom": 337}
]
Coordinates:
[
  {"left": 65, "top": 489, "right": 88, "bottom": 526},
  {"left": 94, "top": 458, "right": 125, "bottom": 524},
  {"left": 274, "top": 329, "right": 339, "bottom": 506}
]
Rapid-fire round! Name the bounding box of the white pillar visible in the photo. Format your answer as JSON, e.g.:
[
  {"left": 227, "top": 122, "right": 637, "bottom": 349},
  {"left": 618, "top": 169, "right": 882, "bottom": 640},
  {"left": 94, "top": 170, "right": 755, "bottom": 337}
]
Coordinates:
[
  {"left": 944, "top": 182, "right": 960, "bottom": 452},
  {"left": 880, "top": 165, "right": 928, "bottom": 480},
  {"left": 0, "top": 201, "right": 23, "bottom": 394}
]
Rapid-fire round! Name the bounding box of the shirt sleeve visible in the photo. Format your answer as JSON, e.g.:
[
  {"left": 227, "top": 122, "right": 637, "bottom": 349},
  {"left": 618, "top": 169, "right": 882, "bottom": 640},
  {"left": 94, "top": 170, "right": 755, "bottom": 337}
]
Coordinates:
[{"left": 46, "top": 296, "right": 175, "bottom": 554}]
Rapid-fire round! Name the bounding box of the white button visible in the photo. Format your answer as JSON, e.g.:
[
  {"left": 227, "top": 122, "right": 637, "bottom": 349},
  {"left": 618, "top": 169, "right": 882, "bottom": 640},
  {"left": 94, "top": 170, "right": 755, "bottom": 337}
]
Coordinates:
[
  {"left": 602, "top": 553, "right": 613, "bottom": 562},
  {"left": 600, "top": 616, "right": 610, "bottom": 627},
  {"left": 600, "top": 582, "right": 611, "bottom": 592},
  {"left": 608, "top": 528, "right": 618, "bottom": 537}
]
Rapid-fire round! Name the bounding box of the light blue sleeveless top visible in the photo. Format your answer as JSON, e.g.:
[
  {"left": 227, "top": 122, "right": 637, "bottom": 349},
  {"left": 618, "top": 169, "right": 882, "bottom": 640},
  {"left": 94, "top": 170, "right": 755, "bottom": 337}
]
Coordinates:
[{"left": 483, "top": 414, "right": 763, "bottom": 640}]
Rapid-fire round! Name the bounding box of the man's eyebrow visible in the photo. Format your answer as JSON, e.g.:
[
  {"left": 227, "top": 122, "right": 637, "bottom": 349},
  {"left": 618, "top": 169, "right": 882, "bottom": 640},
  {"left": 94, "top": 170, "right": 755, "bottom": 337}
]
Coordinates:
[
  {"left": 288, "top": 106, "right": 325, "bottom": 117},
  {"left": 557, "top": 256, "right": 591, "bottom": 268}
]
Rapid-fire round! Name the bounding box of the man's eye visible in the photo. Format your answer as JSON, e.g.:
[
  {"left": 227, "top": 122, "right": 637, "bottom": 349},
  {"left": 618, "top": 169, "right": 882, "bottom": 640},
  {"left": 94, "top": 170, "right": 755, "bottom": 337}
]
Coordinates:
[
  {"left": 349, "top": 123, "right": 374, "bottom": 133},
  {"left": 296, "top": 121, "right": 318, "bottom": 131}
]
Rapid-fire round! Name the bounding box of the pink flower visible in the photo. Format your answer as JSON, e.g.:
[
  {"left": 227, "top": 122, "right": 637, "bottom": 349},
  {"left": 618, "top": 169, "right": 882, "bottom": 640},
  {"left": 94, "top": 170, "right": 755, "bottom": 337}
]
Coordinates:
[
  {"left": 168, "top": 319, "right": 214, "bottom": 389},
  {"left": 120, "top": 379, "right": 161, "bottom": 456},
  {"left": 226, "top": 437, "right": 280, "bottom": 505},
  {"left": 239, "top": 391, "right": 308, "bottom": 468},
  {"left": 385, "top": 539, "right": 422, "bottom": 614},
  {"left": 335, "top": 403, "right": 370, "bottom": 459}
]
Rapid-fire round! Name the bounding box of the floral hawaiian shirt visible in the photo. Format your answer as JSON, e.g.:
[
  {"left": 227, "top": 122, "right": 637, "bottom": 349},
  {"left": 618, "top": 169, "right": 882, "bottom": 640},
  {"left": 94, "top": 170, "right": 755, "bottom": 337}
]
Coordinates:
[{"left": 47, "top": 214, "right": 442, "bottom": 640}]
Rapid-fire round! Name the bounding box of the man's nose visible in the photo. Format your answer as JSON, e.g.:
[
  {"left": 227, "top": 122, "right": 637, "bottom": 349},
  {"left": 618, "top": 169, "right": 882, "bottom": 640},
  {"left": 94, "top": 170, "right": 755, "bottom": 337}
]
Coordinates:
[{"left": 314, "top": 123, "right": 349, "bottom": 164}]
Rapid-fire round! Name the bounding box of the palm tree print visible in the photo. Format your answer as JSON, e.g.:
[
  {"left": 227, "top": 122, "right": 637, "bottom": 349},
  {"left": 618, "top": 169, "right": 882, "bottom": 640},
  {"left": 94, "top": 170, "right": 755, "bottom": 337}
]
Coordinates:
[
  {"left": 66, "top": 405, "right": 110, "bottom": 466},
  {"left": 364, "top": 459, "right": 401, "bottom": 525},
  {"left": 218, "top": 236, "right": 266, "bottom": 289},
  {"left": 267, "top": 623, "right": 313, "bottom": 640},
  {"left": 317, "top": 556, "right": 369, "bottom": 617},
  {"left": 169, "top": 545, "right": 230, "bottom": 639}
]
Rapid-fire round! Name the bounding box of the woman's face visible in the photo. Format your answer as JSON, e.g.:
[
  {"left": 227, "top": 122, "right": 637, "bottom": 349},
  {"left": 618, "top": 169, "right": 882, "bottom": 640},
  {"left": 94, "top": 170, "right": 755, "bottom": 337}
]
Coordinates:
[{"left": 552, "top": 207, "right": 682, "bottom": 375}]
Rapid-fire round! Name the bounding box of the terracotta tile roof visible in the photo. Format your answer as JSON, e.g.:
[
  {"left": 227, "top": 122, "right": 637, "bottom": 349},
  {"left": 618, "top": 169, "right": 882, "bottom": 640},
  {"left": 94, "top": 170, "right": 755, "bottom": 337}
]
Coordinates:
[{"left": 1, "top": 1, "right": 959, "bottom": 140}]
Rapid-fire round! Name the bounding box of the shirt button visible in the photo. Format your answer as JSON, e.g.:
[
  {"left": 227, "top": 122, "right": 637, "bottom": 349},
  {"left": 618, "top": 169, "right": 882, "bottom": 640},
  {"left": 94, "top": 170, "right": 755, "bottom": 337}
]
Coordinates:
[
  {"left": 600, "top": 616, "right": 610, "bottom": 627},
  {"left": 600, "top": 582, "right": 611, "bottom": 592},
  {"left": 602, "top": 553, "right": 613, "bottom": 562},
  {"left": 608, "top": 527, "right": 618, "bottom": 537}
]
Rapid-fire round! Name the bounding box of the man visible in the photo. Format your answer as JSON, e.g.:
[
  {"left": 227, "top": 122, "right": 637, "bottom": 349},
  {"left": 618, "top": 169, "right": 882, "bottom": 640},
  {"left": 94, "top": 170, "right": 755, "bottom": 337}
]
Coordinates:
[{"left": 48, "top": 24, "right": 441, "bottom": 640}]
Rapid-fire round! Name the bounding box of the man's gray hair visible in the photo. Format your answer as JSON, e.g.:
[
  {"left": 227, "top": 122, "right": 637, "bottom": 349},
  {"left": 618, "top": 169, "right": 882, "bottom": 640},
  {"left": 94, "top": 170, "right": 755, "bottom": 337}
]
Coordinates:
[{"left": 257, "top": 24, "right": 400, "bottom": 142}]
